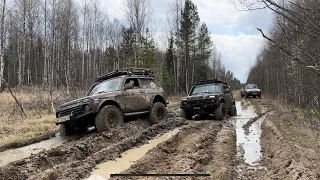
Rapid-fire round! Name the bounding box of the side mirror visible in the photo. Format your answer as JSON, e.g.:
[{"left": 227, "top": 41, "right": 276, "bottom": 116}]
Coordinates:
[{"left": 123, "top": 83, "right": 133, "bottom": 90}]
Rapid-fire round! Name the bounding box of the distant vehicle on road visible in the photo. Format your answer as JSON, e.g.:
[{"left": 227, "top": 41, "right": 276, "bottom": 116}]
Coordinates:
[
  {"left": 55, "top": 68, "right": 168, "bottom": 136},
  {"left": 179, "top": 79, "right": 237, "bottom": 120},
  {"left": 241, "top": 83, "right": 261, "bottom": 98}
]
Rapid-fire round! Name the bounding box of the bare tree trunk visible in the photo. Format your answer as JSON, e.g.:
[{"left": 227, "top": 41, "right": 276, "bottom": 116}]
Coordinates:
[{"left": 0, "top": 0, "right": 6, "bottom": 92}]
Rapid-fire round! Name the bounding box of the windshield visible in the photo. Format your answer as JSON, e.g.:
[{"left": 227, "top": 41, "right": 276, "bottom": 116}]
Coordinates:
[
  {"left": 246, "top": 84, "right": 258, "bottom": 89},
  {"left": 88, "top": 78, "right": 121, "bottom": 95},
  {"left": 190, "top": 84, "right": 222, "bottom": 95}
]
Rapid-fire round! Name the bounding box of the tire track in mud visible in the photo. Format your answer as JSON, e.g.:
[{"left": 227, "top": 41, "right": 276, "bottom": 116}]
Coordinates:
[
  {"left": 113, "top": 120, "right": 236, "bottom": 180},
  {"left": 0, "top": 118, "right": 186, "bottom": 180}
]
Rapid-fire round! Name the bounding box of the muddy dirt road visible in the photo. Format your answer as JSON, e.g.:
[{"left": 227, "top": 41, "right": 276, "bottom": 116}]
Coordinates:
[{"left": 0, "top": 100, "right": 319, "bottom": 180}]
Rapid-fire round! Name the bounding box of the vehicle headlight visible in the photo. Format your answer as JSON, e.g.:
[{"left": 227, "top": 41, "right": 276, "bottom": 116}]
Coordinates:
[
  {"left": 181, "top": 97, "right": 187, "bottom": 101},
  {"left": 209, "top": 95, "right": 217, "bottom": 98},
  {"left": 181, "top": 101, "right": 188, "bottom": 106},
  {"left": 82, "top": 104, "right": 90, "bottom": 112}
]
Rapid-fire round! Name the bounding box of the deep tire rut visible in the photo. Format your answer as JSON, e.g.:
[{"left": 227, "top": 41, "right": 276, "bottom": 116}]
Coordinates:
[
  {"left": 0, "top": 118, "right": 186, "bottom": 180},
  {"left": 113, "top": 120, "right": 236, "bottom": 180}
]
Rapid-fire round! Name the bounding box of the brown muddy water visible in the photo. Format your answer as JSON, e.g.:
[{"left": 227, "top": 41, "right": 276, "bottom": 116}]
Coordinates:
[
  {"left": 87, "top": 128, "right": 181, "bottom": 180},
  {"left": 235, "top": 100, "right": 266, "bottom": 167},
  {"left": 0, "top": 133, "right": 73, "bottom": 167}
]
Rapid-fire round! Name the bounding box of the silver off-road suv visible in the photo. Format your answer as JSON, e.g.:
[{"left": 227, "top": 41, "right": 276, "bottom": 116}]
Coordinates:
[
  {"left": 55, "top": 68, "right": 168, "bottom": 136},
  {"left": 241, "top": 83, "right": 261, "bottom": 98}
]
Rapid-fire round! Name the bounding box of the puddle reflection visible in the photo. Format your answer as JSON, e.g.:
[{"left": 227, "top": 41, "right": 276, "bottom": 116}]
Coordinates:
[{"left": 234, "top": 101, "right": 265, "bottom": 166}]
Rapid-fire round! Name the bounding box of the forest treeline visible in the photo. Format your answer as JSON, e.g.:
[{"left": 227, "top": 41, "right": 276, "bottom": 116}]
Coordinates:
[
  {"left": 0, "top": 0, "right": 241, "bottom": 95},
  {"left": 240, "top": 0, "right": 320, "bottom": 110}
]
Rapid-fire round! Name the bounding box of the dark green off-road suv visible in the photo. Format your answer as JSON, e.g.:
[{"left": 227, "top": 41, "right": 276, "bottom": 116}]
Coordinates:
[{"left": 180, "top": 79, "right": 237, "bottom": 120}]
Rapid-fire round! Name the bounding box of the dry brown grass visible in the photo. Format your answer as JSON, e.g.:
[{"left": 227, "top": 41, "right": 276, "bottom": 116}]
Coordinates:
[
  {"left": 0, "top": 88, "right": 66, "bottom": 151},
  {"left": 167, "top": 94, "right": 184, "bottom": 107},
  {"left": 232, "top": 90, "right": 241, "bottom": 100}
]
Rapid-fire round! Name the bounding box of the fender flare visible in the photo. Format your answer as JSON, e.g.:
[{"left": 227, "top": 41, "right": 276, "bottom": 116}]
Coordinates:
[
  {"left": 96, "top": 100, "right": 121, "bottom": 113},
  {"left": 151, "top": 95, "right": 167, "bottom": 107}
]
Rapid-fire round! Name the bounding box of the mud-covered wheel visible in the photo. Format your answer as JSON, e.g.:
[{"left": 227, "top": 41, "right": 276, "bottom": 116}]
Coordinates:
[
  {"left": 215, "top": 103, "right": 226, "bottom": 120},
  {"left": 149, "top": 102, "right": 168, "bottom": 125},
  {"left": 180, "top": 109, "right": 192, "bottom": 120},
  {"left": 95, "top": 105, "right": 124, "bottom": 132},
  {"left": 59, "top": 123, "right": 72, "bottom": 136},
  {"left": 229, "top": 105, "right": 237, "bottom": 116}
]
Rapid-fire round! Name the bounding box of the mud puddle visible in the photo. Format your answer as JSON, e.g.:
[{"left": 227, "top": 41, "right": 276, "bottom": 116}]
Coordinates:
[
  {"left": 87, "top": 128, "right": 181, "bottom": 180},
  {"left": 0, "top": 133, "right": 73, "bottom": 167},
  {"left": 234, "top": 101, "right": 266, "bottom": 166}
]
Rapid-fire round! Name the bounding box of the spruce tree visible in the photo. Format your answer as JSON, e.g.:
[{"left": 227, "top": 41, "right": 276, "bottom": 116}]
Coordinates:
[{"left": 176, "top": 0, "right": 199, "bottom": 91}]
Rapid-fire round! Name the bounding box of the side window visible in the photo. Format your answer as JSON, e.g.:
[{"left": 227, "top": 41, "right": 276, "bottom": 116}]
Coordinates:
[
  {"left": 222, "top": 85, "right": 227, "bottom": 92},
  {"left": 124, "top": 78, "right": 140, "bottom": 88},
  {"left": 140, "top": 79, "right": 159, "bottom": 89}
]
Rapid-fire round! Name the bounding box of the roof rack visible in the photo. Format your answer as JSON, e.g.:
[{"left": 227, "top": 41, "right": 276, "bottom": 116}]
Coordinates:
[
  {"left": 96, "top": 67, "right": 154, "bottom": 82},
  {"left": 194, "top": 79, "right": 227, "bottom": 85}
]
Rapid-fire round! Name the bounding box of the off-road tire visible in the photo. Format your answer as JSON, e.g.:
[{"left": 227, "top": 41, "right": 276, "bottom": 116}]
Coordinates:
[
  {"left": 95, "top": 105, "right": 124, "bottom": 132},
  {"left": 59, "top": 124, "right": 72, "bottom": 136},
  {"left": 215, "top": 103, "right": 227, "bottom": 120},
  {"left": 245, "top": 94, "right": 248, "bottom": 99},
  {"left": 229, "top": 105, "right": 237, "bottom": 116},
  {"left": 149, "top": 102, "right": 168, "bottom": 125},
  {"left": 180, "top": 109, "right": 192, "bottom": 120}
]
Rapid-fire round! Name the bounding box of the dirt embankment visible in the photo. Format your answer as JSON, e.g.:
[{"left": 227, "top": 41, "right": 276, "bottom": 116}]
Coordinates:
[
  {"left": 249, "top": 99, "right": 320, "bottom": 180},
  {"left": 113, "top": 120, "right": 236, "bottom": 180}
]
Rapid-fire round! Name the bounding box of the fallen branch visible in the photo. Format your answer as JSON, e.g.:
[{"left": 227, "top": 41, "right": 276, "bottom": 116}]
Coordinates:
[{"left": 2, "top": 78, "right": 27, "bottom": 118}]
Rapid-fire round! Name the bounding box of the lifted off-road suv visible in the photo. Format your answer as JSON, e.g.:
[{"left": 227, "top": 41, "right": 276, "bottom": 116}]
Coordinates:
[
  {"left": 55, "top": 68, "right": 168, "bottom": 136},
  {"left": 180, "top": 79, "right": 237, "bottom": 120}
]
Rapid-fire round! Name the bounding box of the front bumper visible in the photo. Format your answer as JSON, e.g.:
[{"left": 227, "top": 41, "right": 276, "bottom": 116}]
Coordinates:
[
  {"left": 246, "top": 91, "right": 261, "bottom": 96},
  {"left": 55, "top": 111, "right": 93, "bottom": 125},
  {"left": 180, "top": 100, "right": 218, "bottom": 115}
]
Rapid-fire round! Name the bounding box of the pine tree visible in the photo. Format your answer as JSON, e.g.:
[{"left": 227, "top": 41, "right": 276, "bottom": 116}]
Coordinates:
[
  {"left": 119, "top": 27, "right": 135, "bottom": 67},
  {"left": 165, "top": 36, "right": 175, "bottom": 74},
  {"left": 176, "top": 0, "right": 199, "bottom": 92},
  {"left": 195, "top": 22, "right": 212, "bottom": 82},
  {"left": 137, "top": 28, "right": 156, "bottom": 68},
  {"left": 162, "top": 36, "right": 176, "bottom": 94}
]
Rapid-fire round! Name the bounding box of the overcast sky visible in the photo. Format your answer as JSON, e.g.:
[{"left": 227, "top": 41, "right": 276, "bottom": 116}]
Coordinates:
[{"left": 100, "top": 0, "right": 274, "bottom": 83}]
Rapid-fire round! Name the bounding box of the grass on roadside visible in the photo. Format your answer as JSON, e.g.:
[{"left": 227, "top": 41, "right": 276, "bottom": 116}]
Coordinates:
[
  {"left": 0, "top": 90, "right": 62, "bottom": 151},
  {"left": 167, "top": 94, "right": 184, "bottom": 107},
  {"left": 232, "top": 90, "right": 241, "bottom": 101}
]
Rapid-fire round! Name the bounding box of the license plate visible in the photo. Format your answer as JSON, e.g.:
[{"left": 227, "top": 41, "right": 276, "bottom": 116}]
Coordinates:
[
  {"left": 56, "top": 115, "right": 70, "bottom": 123},
  {"left": 193, "top": 107, "right": 201, "bottom": 110}
]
